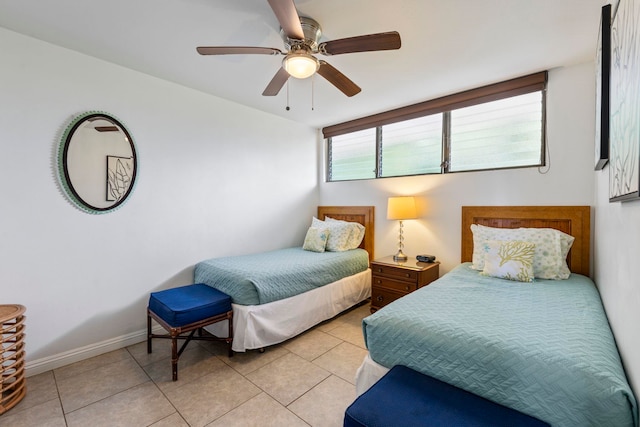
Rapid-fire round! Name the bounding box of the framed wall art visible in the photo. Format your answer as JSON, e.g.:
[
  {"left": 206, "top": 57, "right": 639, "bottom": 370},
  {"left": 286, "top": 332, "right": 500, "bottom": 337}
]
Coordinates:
[
  {"left": 595, "top": 4, "right": 611, "bottom": 171},
  {"left": 609, "top": 0, "right": 640, "bottom": 201}
]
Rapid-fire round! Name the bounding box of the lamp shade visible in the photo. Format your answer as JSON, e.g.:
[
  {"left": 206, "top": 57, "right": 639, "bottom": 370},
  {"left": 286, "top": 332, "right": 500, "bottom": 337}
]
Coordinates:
[
  {"left": 283, "top": 52, "right": 319, "bottom": 79},
  {"left": 387, "top": 196, "right": 418, "bottom": 220}
]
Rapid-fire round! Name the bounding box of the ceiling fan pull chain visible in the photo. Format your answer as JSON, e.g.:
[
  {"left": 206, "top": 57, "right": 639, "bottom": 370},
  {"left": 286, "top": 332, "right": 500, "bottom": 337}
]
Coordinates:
[
  {"left": 311, "top": 74, "right": 315, "bottom": 111},
  {"left": 286, "top": 79, "right": 290, "bottom": 111}
]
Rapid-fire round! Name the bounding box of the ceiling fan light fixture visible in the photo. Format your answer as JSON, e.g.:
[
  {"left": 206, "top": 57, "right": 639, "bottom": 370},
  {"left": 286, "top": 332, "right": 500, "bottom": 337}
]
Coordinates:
[{"left": 283, "top": 52, "right": 319, "bottom": 79}]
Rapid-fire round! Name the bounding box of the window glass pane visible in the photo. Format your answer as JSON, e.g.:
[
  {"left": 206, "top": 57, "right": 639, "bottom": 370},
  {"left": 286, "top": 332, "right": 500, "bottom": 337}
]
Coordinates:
[
  {"left": 329, "top": 128, "right": 376, "bottom": 181},
  {"left": 449, "top": 92, "right": 543, "bottom": 172},
  {"left": 380, "top": 114, "right": 443, "bottom": 177}
]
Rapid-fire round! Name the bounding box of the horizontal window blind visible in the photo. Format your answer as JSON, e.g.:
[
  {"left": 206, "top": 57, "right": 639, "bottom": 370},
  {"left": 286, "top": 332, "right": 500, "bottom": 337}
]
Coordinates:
[{"left": 322, "top": 71, "right": 547, "bottom": 139}]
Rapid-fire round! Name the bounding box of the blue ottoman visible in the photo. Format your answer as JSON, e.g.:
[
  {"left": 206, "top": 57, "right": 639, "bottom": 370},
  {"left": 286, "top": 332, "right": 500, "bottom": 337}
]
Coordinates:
[
  {"left": 344, "top": 365, "right": 550, "bottom": 427},
  {"left": 147, "top": 283, "right": 233, "bottom": 381}
]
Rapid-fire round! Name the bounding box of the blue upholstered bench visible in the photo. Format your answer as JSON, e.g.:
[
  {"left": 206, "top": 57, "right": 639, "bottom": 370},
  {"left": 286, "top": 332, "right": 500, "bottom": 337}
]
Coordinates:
[
  {"left": 344, "top": 365, "right": 550, "bottom": 427},
  {"left": 147, "top": 283, "right": 233, "bottom": 381}
]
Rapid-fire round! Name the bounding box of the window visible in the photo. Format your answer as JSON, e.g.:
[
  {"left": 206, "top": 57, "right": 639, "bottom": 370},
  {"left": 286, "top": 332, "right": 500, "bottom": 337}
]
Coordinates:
[
  {"left": 324, "top": 72, "right": 546, "bottom": 182},
  {"left": 380, "top": 115, "right": 443, "bottom": 177},
  {"left": 448, "top": 92, "right": 543, "bottom": 172},
  {"left": 328, "top": 129, "right": 376, "bottom": 181}
]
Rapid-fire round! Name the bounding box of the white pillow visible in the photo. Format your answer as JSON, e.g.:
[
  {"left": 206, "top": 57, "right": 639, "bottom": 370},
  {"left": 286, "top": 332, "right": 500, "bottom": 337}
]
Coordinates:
[
  {"left": 556, "top": 232, "right": 576, "bottom": 280},
  {"left": 311, "top": 217, "right": 353, "bottom": 252},
  {"left": 302, "top": 227, "right": 330, "bottom": 253},
  {"left": 470, "top": 224, "right": 574, "bottom": 280},
  {"left": 481, "top": 240, "right": 535, "bottom": 282},
  {"left": 325, "top": 216, "right": 365, "bottom": 249}
]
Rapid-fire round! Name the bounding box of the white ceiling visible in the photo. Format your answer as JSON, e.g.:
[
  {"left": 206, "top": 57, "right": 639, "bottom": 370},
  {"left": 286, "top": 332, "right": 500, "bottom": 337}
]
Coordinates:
[{"left": 0, "top": 0, "right": 608, "bottom": 129}]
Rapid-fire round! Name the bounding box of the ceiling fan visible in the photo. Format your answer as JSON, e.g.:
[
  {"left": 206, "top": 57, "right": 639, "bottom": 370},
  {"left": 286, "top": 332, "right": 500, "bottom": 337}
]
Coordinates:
[{"left": 196, "top": 0, "right": 401, "bottom": 97}]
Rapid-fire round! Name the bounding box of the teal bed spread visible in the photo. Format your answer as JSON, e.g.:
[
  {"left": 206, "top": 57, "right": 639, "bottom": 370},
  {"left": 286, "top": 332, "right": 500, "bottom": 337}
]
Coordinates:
[
  {"left": 362, "top": 263, "right": 637, "bottom": 427},
  {"left": 194, "top": 247, "right": 369, "bottom": 305}
]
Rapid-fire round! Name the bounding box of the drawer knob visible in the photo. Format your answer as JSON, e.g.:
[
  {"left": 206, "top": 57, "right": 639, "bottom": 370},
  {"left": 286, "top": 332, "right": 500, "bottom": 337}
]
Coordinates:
[
  {"left": 376, "top": 295, "right": 384, "bottom": 302},
  {"left": 405, "top": 286, "right": 409, "bottom": 291},
  {"left": 376, "top": 279, "right": 382, "bottom": 284},
  {"left": 405, "top": 273, "right": 410, "bottom": 278},
  {"left": 377, "top": 268, "right": 383, "bottom": 273}
]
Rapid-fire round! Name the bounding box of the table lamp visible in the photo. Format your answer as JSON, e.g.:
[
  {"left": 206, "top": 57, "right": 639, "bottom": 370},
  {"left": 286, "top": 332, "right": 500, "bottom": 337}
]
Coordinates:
[{"left": 387, "top": 196, "right": 418, "bottom": 262}]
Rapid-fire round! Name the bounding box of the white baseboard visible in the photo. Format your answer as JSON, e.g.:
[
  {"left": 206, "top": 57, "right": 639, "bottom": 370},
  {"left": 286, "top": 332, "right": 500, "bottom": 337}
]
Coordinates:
[{"left": 25, "top": 325, "right": 164, "bottom": 377}]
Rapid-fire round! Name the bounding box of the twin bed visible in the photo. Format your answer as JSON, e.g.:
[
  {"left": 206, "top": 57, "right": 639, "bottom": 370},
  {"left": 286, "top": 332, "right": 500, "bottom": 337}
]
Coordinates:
[
  {"left": 194, "top": 206, "right": 374, "bottom": 352},
  {"left": 357, "top": 206, "right": 637, "bottom": 427}
]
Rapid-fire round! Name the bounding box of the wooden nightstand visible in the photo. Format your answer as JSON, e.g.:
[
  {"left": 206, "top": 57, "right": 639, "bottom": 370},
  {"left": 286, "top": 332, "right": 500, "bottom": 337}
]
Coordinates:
[{"left": 370, "top": 256, "right": 440, "bottom": 313}]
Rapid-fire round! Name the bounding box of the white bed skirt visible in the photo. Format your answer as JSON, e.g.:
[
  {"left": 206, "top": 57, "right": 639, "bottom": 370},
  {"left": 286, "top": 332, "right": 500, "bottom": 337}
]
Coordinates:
[
  {"left": 355, "top": 353, "right": 390, "bottom": 395},
  {"left": 205, "top": 269, "right": 371, "bottom": 352}
]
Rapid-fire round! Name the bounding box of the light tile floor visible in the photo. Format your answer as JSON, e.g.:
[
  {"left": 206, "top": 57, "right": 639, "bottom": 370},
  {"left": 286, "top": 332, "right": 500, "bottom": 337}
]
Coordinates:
[{"left": 0, "top": 303, "right": 371, "bottom": 427}]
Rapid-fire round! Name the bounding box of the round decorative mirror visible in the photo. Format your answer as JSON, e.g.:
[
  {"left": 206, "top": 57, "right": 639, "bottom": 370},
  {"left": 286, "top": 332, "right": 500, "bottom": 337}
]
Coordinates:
[{"left": 57, "top": 112, "right": 138, "bottom": 214}]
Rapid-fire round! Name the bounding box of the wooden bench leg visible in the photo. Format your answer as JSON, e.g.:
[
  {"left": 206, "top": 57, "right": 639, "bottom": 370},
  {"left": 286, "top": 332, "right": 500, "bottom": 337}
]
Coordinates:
[
  {"left": 147, "top": 312, "right": 152, "bottom": 354},
  {"left": 172, "top": 330, "right": 197, "bottom": 381},
  {"left": 171, "top": 335, "right": 178, "bottom": 381}
]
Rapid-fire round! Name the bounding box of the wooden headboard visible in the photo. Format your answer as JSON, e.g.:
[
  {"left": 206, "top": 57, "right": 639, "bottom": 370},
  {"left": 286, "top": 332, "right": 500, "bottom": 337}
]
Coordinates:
[
  {"left": 461, "top": 206, "right": 591, "bottom": 277},
  {"left": 317, "top": 206, "right": 375, "bottom": 262}
]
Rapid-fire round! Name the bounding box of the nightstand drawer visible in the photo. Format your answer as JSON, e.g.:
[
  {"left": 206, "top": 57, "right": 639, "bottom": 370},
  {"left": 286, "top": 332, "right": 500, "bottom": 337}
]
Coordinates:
[
  {"left": 371, "top": 288, "right": 405, "bottom": 308},
  {"left": 369, "top": 257, "right": 440, "bottom": 313},
  {"left": 371, "top": 265, "right": 417, "bottom": 281},
  {"left": 372, "top": 277, "right": 417, "bottom": 292}
]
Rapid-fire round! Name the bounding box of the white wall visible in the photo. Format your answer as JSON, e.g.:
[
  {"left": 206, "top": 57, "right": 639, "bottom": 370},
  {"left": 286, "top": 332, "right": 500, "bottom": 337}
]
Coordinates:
[
  {"left": 594, "top": 156, "right": 640, "bottom": 395},
  {"left": 0, "top": 27, "right": 318, "bottom": 373},
  {"left": 320, "top": 63, "right": 596, "bottom": 274}
]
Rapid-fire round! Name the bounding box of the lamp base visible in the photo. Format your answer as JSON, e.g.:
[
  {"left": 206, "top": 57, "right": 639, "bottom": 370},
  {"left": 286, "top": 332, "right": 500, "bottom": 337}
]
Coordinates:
[{"left": 393, "top": 251, "right": 408, "bottom": 262}]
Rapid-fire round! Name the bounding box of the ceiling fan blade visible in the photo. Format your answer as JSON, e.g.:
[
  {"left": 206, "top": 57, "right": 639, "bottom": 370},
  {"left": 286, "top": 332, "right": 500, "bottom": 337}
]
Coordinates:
[
  {"left": 267, "top": 0, "right": 304, "bottom": 40},
  {"left": 262, "top": 67, "right": 290, "bottom": 96},
  {"left": 197, "top": 46, "right": 284, "bottom": 55},
  {"left": 318, "top": 31, "right": 401, "bottom": 56},
  {"left": 317, "top": 61, "right": 361, "bottom": 97}
]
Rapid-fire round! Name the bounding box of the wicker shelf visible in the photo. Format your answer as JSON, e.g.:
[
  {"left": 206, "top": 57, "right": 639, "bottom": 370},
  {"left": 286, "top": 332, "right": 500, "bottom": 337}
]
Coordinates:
[{"left": 1, "top": 304, "right": 26, "bottom": 415}]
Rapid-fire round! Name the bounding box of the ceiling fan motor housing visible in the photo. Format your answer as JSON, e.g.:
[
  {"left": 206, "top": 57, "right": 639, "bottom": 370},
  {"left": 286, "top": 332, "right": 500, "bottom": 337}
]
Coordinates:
[{"left": 282, "top": 16, "right": 322, "bottom": 51}]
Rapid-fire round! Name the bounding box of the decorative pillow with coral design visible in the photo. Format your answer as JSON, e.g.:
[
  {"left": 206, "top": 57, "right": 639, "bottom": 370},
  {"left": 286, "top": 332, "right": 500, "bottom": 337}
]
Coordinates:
[
  {"left": 481, "top": 240, "right": 536, "bottom": 282},
  {"left": 470, "top": 224, "right": 573, "bottom": 279}
]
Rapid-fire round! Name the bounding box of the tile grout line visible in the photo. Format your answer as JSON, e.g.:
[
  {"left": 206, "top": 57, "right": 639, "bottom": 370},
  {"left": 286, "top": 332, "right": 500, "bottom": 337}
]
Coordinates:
[
  {"left": 51, "top": 367, "right": 68, "bottom": 426},
  {"left": 125, "top": 346, "right": 186, "bottom": 426}
]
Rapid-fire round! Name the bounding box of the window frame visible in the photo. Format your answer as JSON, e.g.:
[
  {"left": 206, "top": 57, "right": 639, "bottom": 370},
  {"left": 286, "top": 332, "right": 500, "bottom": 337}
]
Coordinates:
[{"left": 324, "top": 72, "right": 547, "bottom": 181}]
